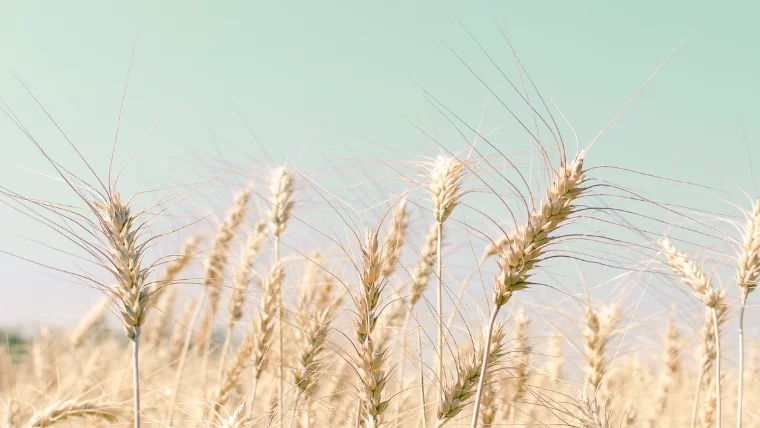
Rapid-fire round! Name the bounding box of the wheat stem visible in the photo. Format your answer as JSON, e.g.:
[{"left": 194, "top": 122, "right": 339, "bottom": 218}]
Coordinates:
[
  {"left": 470, "top": 306, "right": 500, "bottom": 428},
  {"left": 132, "top": 334, "right": 140, "bottom": 428},
  {"left": 712, "top": 307, "right": 722, "bottom": 428},
  {"left": 435, "top": 221, "right": 444, "bottom": 403},
  {"left": 737, "top": 287, "right": 748, "bottom": 428}
]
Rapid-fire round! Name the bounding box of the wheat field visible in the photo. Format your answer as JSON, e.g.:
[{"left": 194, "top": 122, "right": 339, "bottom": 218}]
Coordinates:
[{"left": 1, "top": 22, "right": 759, "bottom": 428}]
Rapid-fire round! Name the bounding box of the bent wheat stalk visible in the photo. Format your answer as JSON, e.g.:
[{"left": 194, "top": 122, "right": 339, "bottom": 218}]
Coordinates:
[
  {"left": 661, "top": 239, "right": 726, "bottom": 428},
  {"left": 470, "top": 152, "right": 586, "bottom": 428}
]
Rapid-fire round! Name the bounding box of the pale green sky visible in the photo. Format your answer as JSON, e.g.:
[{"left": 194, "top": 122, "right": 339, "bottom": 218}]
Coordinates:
[{"left": 1, "top": 1, "right": 758, "bottom": 327}]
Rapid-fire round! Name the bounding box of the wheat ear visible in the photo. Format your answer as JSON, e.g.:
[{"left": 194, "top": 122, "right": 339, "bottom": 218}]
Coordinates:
[
  {"left": 691, "top": 303, "right": 728, "bottom": 428},
  {"left": 427, "top": 155, "right": 464, "bottom": 403},
  {"left": 245, "top": 261, "right": 284, "bottom": 409},
  {"left": 69, "top": 298, "right": 110, "bottom": 349},
  {"left": 218, "top": 222, "right": 266, "bottom": 379},
  {"left": 582, "top": 304, "right": 621, "bottom": 392},
  {"left": 94, "top": 193, "right": 152, "bottom": 428},
  {"left": 166, "top": 189, "right": 249, "bottom": 425},
  {"left": 211, "top": 331, "right": 255, "bottom": 416},
  {"left": 199, "top": 189, "right": 249, "bottom": 359},
  {"left": 661, "top": 239, "right": 725, "bottom": 428},
  {"left": 27, "top": 399, "right": 123, "bottom": 427},
  {"left": 353, "top": 227, "right": 391, "bottom": 426},
  {"left": 436, "top": 321, "right": 506, "bottom": 427},
  {"left": 647, "top": 314, "right": 679, "bottom": 427},
  {"left": 505, "top": 312, "right": 531, "bottom": 423},
  {"left": 291, "top": 262, "right": 341, "bottom": 425},
  {"left": 269, "top": 166, "right": 294, "bottom": 426},
  {"left": 547, "top": 330, "right": 564, "bottom": 383},
  {"left": 735, "top": 198, "right": 760, "bottom": 428},
  {"left": 471, "top": 152, "right": 586, "bottom": 428}
]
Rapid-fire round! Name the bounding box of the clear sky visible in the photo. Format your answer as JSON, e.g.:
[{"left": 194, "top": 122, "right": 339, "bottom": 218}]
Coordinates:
[{"left": 1, "top": 1, "right": 758, "bottom": 328}]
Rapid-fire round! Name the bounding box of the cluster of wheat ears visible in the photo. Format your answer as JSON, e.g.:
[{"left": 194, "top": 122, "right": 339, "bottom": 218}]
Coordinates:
[{"left": 1, "top": 41, "right": 759, "bottom": 428}]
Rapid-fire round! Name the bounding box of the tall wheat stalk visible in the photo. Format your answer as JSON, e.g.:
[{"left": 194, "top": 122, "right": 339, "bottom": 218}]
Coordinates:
[
  {"left": 353, "top": 227, "right": 390, "bottom": 426},
  {"left": 268, "top": 166, "right": 294, "bottom": 426},
  {"left": 427, "top": 155, "right": 464, "bottom": 403},
  {"left": 735, "top": 198, "right": 760, "bottom": 428},
  {"left": 470, "top": 151, "right": 586, "bottom": 428},
  {"left": 661, "top": 239, "right": 726, "bottom": 428},
  {"left": 95, "top": 193, "right": 152, "bottom": 428}
]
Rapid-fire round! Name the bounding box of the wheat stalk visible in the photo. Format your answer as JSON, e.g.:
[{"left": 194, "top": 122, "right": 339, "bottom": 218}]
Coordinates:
[
  {"left": 647, "top": 314, "right": 680, "bottom": 427},
  {"left": 245, "top": 261, "right": 284, "bottom": 409},
  {"left": 661, "top": 239, "right": 726, "bottom": 428},
  {"left": 353, "top": 227, "right": 390, "bottom": 427},
  {"left": 165, "top": 189, "right": 248, "bottom": 425},
  {"left": 735, "top": 198, "right": 760, "bottom": 428},
  {"left": 93, "top": 192, "right": 154, "bottom": 428},
  {"left": 427, "top": 155, "right": 464, "bottom": 403},
  {"left": 291, "top": 261, "right": 341, "bottom": 426},
  {"left": 505, "top": 312, "right": 531, "bottom": 423},
  {"left": 471, "top": 152, "right": 587, "bottom": 427},
  {"left": 268, "top": 166, "right": 294, "bottom": 426}
]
